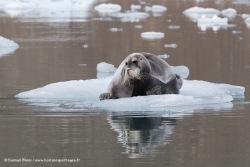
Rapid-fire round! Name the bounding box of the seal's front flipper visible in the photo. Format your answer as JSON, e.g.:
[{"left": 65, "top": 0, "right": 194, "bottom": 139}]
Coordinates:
[
  {"left": 146, "top": 85, "right": 162, "bottom": 95},
  {"left": 99, "top": 93, "right": 112, "bottom": 100}
]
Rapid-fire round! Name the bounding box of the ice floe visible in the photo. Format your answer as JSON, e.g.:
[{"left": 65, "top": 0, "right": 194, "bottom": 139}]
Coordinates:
[
  {"left": 171, "top": 66, "right": 189, "bottom": 79},
  {"left": 94, "top": 3, "right": 121, "bottom": 14},
  {"left": 164, "top": 44, "right": 178, "bottom": 48},
  {"left": 130, "top": 4, "right": 141, "bottom": 10},
  {"left": 0, "top": 36, "right": 19, "bottom": 57},
  {"left": 197, "top": 15, "right": 228, "bottom": 31},
  {"left": 244, "top": 18, "right": 250, "bottom": 27},
  {"left": 15, "top": 75, "right": 245, "bottom": 112},
  {"left": 109, "top": 28, "right": 123, "bottom": 32},
  {"left": 241, "top": 14, "right": 250, "bottom": 19},
  {"left": 183, "top": 6, "right": 221, "bottom": 19},
  {"left": 144, "top": 5, "right": 167, "bottom": 12},
  {"left": 168, "top": 25, "right": 181, "bottom": 29},
  {"left": 134, "top": 25, "right": 143, "bottom": 29},
  {"left": 141, "top": 32, "right": 165, "bottom": 40},
  {"left": 0, "top": 0, "right": 97, "bottom": 21},
  {"left": 97, "top": 62, "right": 117, "bottom": 73},
  {"left": 232, "top": 31, "right": 242, "bottom": 34},
  {"left": 157, "top": 54, "right": 170, "bottom": 59},
  {"left": 221, "top": 8, "right": 237, "bottom": 17}
]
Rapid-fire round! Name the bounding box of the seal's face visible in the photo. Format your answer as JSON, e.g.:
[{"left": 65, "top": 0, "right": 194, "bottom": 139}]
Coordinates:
[{"left": 123, "top": 54, "right": 150, "bottom": 84}]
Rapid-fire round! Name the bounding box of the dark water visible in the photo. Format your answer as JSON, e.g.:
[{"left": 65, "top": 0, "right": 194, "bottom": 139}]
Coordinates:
[{"left": 0, "top": 0, "right": 250, "bottom": 166}]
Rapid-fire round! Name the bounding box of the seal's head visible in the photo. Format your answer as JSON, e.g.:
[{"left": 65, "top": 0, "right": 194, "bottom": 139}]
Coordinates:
[{"left": 123, "top": 53, "right": 150, "bottom": 84}]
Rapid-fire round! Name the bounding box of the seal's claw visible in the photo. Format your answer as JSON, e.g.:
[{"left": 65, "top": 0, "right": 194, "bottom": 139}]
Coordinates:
[
  {"left": 146, "top": 85, "right": 162, "bottom": 95},
  {"left": 99, "top": 93, "right": 112, "bottom": 100}
]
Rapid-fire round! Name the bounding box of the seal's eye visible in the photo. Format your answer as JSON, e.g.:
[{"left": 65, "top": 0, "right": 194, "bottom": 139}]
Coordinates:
[
  {"left": 125, "top": 62, "right": 128, "bottom": 66},
  {"left": 140, "top": 58, "right": 142, "bottom": 61},
  {"left": 132, "top": 60, "right": 138, "bottom": 64}
]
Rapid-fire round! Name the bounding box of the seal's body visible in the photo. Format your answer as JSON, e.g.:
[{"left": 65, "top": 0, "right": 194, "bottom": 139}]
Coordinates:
[{"left": 99, "top": 52, "right": 182, "bottom": 100}]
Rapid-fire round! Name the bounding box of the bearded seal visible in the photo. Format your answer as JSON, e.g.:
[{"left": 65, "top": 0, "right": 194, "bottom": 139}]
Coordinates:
[{"left": 99, "top": 52, "right": 182, "bottom": 100}]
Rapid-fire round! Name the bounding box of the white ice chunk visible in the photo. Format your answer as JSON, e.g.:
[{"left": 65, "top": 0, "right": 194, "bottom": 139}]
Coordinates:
[
  {"left": 245, "top": 17, "right": 250, "bottom": 27},
  {"left": 242, "top": 14, "right": 250, "bottom": 19},
  {"left": 171, "top": 66, "right": 190, "bottom": 79},
  {"left": 109, "top": 28, "right": 123, "bottom": 32},
  {"left": 197, "top": 15, "right": 228, "bottom": 31},
  {"left": 183, "top": 6, "right": 221, "bottom": 20},
  {"left": 97, "top": 62, "right": 117, "bottom": 73},
  {"left": 94, "top": 3, "right": 121, "bottom": 13},
  {"left": 0, "top": 36, "right": 19, "bottom": 48},
  {"left": 15, "top": 77, "right": 245, "bottom": 112},
  {"left": 168, "top": 25, "right": 181, "bottom": 29},
  {"left": 145, "top": 5, "right": 167, "bottom": 12},
  {"left": 113, "top": 12, "right": 149, "bottom": 19},
  {"left": 164, "top": 44, "right": 178, "bottom": 48},
  {"left": 232, "top": 31, "right": 242, "bottom": 34},
  {"left": 183, "top": 6, "right": 221, "bottom": 15},
  {"left": 232, "top": 0, "right": 250, "bottom": 4},
  {"left": 131, "top": 4, "right": 141, "bottom": 10},
  {"left": 157, "top": 54, "right": 170, "bottom": 59},
  {"left": 134, "top": 25, "right": 143, "bottom": 29},
  {"left": 221, "top": 8, "right": 237, "bottom": 17},
  {"left": 141, "top": 32, "right": 165, "bottom": 40}
]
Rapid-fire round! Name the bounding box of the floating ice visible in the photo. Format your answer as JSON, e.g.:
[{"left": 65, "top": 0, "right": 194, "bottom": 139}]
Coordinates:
[
  {"left": 141, "top": 32, "right": 164, "bottom": 40},
  {"left": 197, "top": 15, "right": 228, "bottom": 31},
  {"left": 232, "top": 31, "right": 242, "bottom": 34},
  {"left": 245, "top": 18, "right": 250, "bottom": 27},
  {"left": 221, "top": 8, "right": 237, "bottom": 17},
  {"left": 134, "top": 25, "right": 143, "bottom": 29},
  {"left": 242, "top": 14, "right": 250, "bottom": 19},
  {"left": 171, "top": 66, "right": 189, "bottom": 79},
  {"left": 0, "top": 36, "right": 19, "bottom": 57},
  {"left": 232, "top": 0, "right": 250, "bottom": 4},
  {"left": 168, "top": 25, "right": 181, "bottom": 29},
  {"left": 113, "top": 12, "right": 149, "bottom": 19},
  {"left": 0, "top": 0, "right": 97, "bottom": 21},
  {"left": 97, "top": 62, "right": 117, "bottom": 73},
  {"left": 15, "top": 77, "right": 245, "bottom": 112},
  {"left": 183, "top": 6, "right": 221, "bottom": 20},
  {"left": 131, "top": 4, "right": 141, "bottom": 10},
  {"left": 82, "top": 44, "right": 88, "bottom": 48},
  {"left": 109, "top": 28, "right": 123, "bottom": 32},
  {"left": 164, "top": 44, "right": 178, "bottom": 48},
  {"left": 144, "top": 5, "right": 167, "bottom": 12},
  {"left": 92, "top": 17, "right": 113, "bottom": 21},
  {"left": 0, "top": 36, "right": 19, "bottom": 48},
  {"left": 94, "top": 3, "right": 121, "bottom": 13},
  {"left": 157, "top": 54, "right": 170, "bottom": 59}
]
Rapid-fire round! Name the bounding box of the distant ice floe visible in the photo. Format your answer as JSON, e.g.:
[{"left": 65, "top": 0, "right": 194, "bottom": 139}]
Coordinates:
[
  {"left": 183, "top": 6, "right": 221, "bottom": 20},
  {"left": 94, "top": 3, "right": 121, "bottom": 15},
  {"left": 109, "top": 28, "right": 123, "bottom": 32},
  {"left": 130, "top": 4, "right": 141, "bottom": 10},
  {"left": 134, "top": 25, "right": 143, "bottom": 29},
  {"left": 232, "top": 31, "right": 242, "bottom": 34},
  {"left": 182, "top": 6, "right": 250, "bottom": 29},
  {"left": 0, "top": 36, "right": 19, "bottom": 57},
  {"left": 232, "top": 0, "right": 250, "bottom": 4},
  {"left": 245, "top": 18, "right": 250, "bottom": 27},
  {"left": 221, "top": 8, "right": 237, "bottom": 17},
  {"left": 112, "top": 12, "right": 149, "bottom": 22},
  {"left": 0, "top": 0, "right": 97, "bottom": 22},
  {"left": 157, "top": 54, "right": 169, "bottom": 59},
  {"left": 141, "top": 32, "right": 164, "bottom": 40},
  {"left": 164, "top": 44, "right": 178, "bottom": 48},
  {"left": 197, "top": 15, "right": 228, "bottom": 31},
  {"left": 144, "top": 5, "right": 167, "bottom": 12},
  {"left": 168, "top": 25, "right": 181, "bottom": 29},
  {"left": 15, "top": 76, "right": 245, "bottom": 112}
]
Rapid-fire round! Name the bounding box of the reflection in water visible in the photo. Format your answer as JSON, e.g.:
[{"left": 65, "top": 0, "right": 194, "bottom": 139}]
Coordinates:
[{"left": 107, "top": 114, "right": 177, "bottom": 158}]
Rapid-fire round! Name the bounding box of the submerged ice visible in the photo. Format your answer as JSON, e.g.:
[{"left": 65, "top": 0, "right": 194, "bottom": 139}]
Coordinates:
[{"left": 16, "top": 62, "right": 245, "bottom": 112}]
